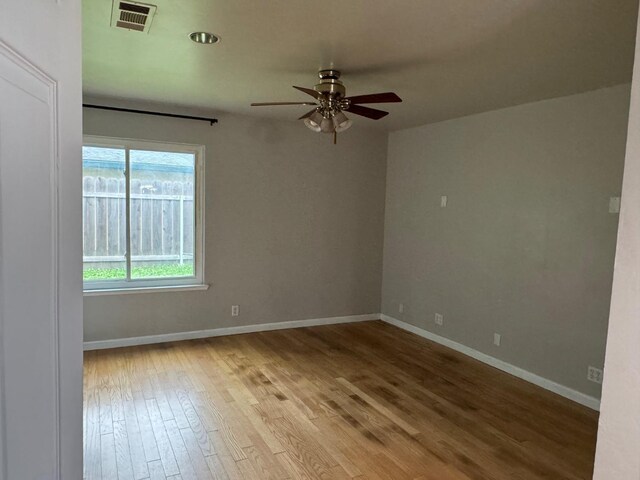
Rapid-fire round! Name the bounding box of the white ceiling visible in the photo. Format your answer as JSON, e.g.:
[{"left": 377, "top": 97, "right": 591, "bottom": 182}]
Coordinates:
[{"left": 83, "top": 0, "right": 639, "bottom": 131}]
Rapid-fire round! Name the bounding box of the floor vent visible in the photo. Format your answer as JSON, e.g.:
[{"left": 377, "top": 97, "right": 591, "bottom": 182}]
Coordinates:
[{"left": 111, "top": 1, "right": 157, "bottom": 33}]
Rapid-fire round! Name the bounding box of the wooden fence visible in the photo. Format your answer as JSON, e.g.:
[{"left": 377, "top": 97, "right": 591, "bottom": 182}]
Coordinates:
[{"left": 82, "top": 176, "right": 194, "bottom": 265}]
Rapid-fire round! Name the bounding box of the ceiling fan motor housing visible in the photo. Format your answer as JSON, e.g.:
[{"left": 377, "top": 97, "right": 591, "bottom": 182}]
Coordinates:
[
  {"left": 313, "top": 69, "right": 350, "bottom": 120},
  {"left": 315, "top": 69, "right": 346, "bottom": 98}
]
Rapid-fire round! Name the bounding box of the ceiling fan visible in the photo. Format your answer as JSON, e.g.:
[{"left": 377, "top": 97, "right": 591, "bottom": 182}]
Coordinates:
[{"left": 251, "top": 69, "right": 402, "bottom": 143}]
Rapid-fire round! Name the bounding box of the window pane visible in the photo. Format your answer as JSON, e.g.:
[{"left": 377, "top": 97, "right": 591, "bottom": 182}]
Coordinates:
[
  {"left": 129, "top": 149, "right": 196, "bottom": 279},
  {"left": 82, "top": 146, "right": 127, "bottom": 281}
]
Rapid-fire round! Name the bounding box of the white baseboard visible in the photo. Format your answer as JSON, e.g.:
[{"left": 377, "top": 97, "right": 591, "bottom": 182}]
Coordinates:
[
  {"left": 83, "top": 313, "right": 379, "bottom": 351},
  {"left": 380, "top": 314, "right": 600, "bottom": 411}
]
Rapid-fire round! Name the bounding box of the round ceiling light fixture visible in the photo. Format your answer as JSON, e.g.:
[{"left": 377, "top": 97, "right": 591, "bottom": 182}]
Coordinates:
[{"left": 189, "top": 32, "right": 220, "bottom": 45}]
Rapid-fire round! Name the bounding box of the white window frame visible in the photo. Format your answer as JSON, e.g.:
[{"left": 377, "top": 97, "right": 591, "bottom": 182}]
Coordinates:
[{"left": 82, "top": 135, "right": 206, "bottom": 294}]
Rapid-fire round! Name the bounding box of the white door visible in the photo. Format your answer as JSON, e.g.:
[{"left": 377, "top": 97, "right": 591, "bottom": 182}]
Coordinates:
[{"left": 0, "top": 0, "right": 83, "bottom": 479}]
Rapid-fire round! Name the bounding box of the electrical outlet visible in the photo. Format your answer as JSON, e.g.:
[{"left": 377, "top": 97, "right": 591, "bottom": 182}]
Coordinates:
[
  {"left": 399, "top": 303, "right": 404, "bottom": 314},
  {"left": 440, "top": 195, "right": 448, "bottom": 208},
  {"left": 588, "top": 366, "right": 603, "bottom": 384},
  {"left": 493, "top": 333, "right": 501, "bottom": 346},
  {"left": 231, "top": 305, "right": 239, "bottom": 317},
  {"left": 434, "top": 313, "right": 444, "bottom": 326}
]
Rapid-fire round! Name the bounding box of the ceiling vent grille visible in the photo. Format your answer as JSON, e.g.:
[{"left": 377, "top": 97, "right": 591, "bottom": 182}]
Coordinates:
[{"left": 111, "top": 1, "right": 157, "bottom": 33}]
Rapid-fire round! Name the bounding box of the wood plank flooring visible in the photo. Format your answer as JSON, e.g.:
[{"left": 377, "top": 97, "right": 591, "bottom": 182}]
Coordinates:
[{"left": 83, "top": 321, "right": 598, "bottom": 479}]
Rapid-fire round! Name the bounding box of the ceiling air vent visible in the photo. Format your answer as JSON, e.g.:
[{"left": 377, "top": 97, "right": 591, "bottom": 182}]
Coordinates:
[{"left": 111, "top": 1, "right": 157, "bottom": 33}]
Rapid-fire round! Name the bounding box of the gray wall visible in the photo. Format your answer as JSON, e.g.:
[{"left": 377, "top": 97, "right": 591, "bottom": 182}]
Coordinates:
[
  {"left": 84, "top": 85, "right": 630, "bottom": 400},
  {"left": 83, "top": 107, "right": 387, "bottom": 341},
  {"left": 382, "top": 85, "right": 630, "bottom": 398}
]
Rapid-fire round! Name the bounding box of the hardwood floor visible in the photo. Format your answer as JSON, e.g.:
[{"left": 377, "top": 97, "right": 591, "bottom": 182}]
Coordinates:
[{"left": 83, "top": 321, "right": 598, "bottom": 480}]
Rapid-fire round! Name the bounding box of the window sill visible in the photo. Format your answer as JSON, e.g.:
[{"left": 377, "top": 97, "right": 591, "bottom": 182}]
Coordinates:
[{"left": 83, "top": 284, "right": 210, "bottom": 297}]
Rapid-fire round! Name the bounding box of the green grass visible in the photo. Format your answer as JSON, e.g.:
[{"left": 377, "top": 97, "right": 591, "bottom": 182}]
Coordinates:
[{"left": 84, "top": 263, "right": 194, "bottom": 281}]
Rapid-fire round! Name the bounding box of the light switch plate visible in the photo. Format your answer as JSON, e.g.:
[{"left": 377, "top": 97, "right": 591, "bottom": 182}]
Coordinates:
[{"left": 609, "top": 196, "right": 621, "bottom": 214}]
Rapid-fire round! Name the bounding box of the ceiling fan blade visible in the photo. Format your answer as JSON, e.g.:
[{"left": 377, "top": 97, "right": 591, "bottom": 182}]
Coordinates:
[
  {"left": 345, "top": 104, "right": 389, "bottom": 120},
  {"left": 346, "top": 92, "right": 402, "bottom": 104},
  {"left": 293, "top": 86, "right": 321, "bottom": 99},
  {"left": 251, "top": 102, "right": 317, "bottom": 106},
  {"left": 298, "top": 109, "right": 317, "bottom": 120}
]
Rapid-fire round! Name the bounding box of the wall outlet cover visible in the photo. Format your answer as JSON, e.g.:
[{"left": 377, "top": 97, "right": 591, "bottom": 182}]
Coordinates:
[
  {"left": 587, "top": 366, "right": 604, "bottom": 384},
  {"left": 435, "top": 313, "right": 444, "bottom": 326},
  {"left": 399, "top": 303, "right": 404, "bottom": 314},
  {"left": 493, "top": 333, "right": 501, "bottom": 346},
  {"left": 440, "top": 195, "right": 448, "bottom": 208},
  {"left": 231, "top": 305, "right": 239, "bottom": 317}
]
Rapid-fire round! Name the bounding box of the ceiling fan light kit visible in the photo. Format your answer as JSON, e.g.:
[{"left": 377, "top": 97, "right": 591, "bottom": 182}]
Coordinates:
[
  {"left": 332, "top": 111, "right": 352, "bottom": 132},
  {"left": 251, "top": 69, "right": 402, "bottom": 142},
  {"left": 304, "top": 111, "right": 325, "bottom": 132},
  {"left": 320, "top": 117, "right": 334, "bottom": 133}
]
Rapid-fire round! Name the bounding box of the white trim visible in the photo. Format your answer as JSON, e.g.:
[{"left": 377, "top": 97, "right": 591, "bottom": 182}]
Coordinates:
[
  {"left": 125, "top": 146, "right": 131, "bottom": 280},
  {"left": 83, "top": 283, "right": 210, "bottom": 296},
  {"left": 0, "top": 40, "right": 63, "bottom": 478},
  {"left": 85, "top": 276, "right": 204, "bottom": 291},
  {"left": 83, "top": 313, "right": 379, "bottom": 350},
  {"left": 50, "top": 62, "right": 61, "bottom": 480},
  {"left": 380, "top": 314, "right": 601, "bottom": 411}
]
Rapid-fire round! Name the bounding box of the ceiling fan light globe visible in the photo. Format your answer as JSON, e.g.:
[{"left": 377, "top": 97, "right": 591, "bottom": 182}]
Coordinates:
[
  {"left": 335, "top": 119, "right": 352, "bottom": 132},
  {"left": 303, "top": 117, "right": 322, "bottom": 132},
  {"left": 308, "top": 111, "right": 324, "bottom": 126},
  {"left": 332, "top": 112, "right": 352, "bottom": 132},
  {"left": 320, "top": 117, "right": 334, "bottom": 133}
]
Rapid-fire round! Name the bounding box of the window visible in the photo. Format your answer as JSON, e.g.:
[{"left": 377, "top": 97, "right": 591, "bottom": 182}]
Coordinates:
[{"left": 83, "top": 136, "right": 205, "bottom": 293}]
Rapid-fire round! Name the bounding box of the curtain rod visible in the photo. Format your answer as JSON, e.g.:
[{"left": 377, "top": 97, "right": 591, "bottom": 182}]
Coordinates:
[{"left": 83, "top": 104, "right": 219, "bottom": 126}]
